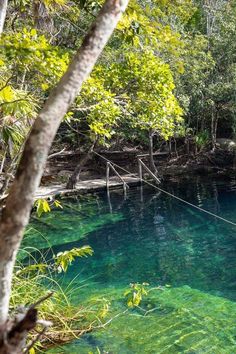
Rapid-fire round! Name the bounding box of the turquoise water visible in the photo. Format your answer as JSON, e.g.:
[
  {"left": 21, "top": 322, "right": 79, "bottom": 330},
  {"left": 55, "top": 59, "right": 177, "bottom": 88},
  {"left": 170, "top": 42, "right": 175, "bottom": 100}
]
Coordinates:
[{"left": 25, "top": 177, "right": 236, "bottom": 353}]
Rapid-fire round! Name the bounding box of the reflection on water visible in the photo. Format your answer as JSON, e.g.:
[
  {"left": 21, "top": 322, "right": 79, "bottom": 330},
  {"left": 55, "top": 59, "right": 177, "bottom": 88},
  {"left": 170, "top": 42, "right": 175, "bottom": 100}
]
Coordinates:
[{"left": 26, "top": 176, "right": 236, "bottom": 353}]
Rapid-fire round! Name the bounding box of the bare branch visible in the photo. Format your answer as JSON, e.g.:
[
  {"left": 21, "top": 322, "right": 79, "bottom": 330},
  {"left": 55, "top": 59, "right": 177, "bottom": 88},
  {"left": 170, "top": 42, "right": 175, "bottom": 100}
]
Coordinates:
[
  {"left": 0, "top": 98, "right": 31, "bottom": 107},
  {"left": 0, "top": 75, "right": 14, "bottom": 92},
  {"left": 48, "top": 148, "right": 66, "bottom": 160},
  {"left": 30, "top": 292, "right": 54, "bottom": 310},
  {"left": 24, "top": 327, "right": 47, "bottom": 354}
]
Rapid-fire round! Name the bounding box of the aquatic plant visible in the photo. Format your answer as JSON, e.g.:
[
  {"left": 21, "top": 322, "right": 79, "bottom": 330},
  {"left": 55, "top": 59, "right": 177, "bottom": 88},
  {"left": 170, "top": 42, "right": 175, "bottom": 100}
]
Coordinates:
[
  {"left": 23, "top": 197, "right": 124, "bottom": 250},
  {"left": 124, "top": 282, "right": 149, "bottom": 308}
]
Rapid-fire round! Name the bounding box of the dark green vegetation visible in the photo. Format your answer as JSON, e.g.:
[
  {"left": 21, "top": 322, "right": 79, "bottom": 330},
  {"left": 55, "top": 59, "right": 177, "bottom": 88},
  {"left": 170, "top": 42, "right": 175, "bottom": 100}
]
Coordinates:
[
  {"left": 1, "top": 0, "right": 236, "bottom": 187},
  {"left": 24, "top": 178, "right": 236, "bottom": 353}
]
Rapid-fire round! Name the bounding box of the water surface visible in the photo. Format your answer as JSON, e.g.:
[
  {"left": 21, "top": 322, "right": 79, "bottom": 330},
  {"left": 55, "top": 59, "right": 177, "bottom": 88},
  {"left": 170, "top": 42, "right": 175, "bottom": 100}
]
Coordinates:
[{"left": 25, "top": 176, "right": 236, "bottom": 353}]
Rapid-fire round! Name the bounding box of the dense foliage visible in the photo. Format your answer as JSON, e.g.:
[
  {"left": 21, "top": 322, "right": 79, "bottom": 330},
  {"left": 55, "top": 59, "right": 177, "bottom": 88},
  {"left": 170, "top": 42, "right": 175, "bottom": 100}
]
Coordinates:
[{"left": 2, "top": 0, "right": 236, "bottom": 170}]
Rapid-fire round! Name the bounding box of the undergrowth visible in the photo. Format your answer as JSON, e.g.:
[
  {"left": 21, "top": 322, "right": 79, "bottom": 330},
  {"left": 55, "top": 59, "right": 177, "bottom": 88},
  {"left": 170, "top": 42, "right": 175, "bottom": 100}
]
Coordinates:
[{"left": 11, "top": 246, "right": 110, "bottom": 353}]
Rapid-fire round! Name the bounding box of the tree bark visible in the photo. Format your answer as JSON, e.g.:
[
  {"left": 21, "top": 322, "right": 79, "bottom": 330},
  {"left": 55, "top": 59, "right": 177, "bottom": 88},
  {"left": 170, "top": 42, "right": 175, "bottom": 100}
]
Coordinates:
[
  {"left": 0, "top": 0, "right": 129, "bottom": 351},
  {"left": 66, "top": 139, "right": 97, "bottom": 189},
  {"left": 168, "top": 138, "right": 172, "bottom": 155},
  {"left": 0, "top": 0, "right": 8, "bottom": 34},
  {"left": 148, "top": 128, "right": 157, "bottom": 174},
  {"left": 211, "top": 109, "right": 218, "bottom": 150}
]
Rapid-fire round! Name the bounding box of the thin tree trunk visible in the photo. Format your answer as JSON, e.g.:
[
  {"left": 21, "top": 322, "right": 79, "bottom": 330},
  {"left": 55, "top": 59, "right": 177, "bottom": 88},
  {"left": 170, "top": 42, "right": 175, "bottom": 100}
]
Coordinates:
[
  {"left": 148, "top": 128, "right": 157, "bottom": 174},
  {"left": 214, "top": 112, "right": 219, "bottom": 148},
  {"left": 0, "top": 152, "right": 6, "bottom": 174},
  {"left": 0, "top": 0, "right": 129, "bottom": 351},
  {"left": 211, "top": 109, "right": 218, "bottom": 150},
  {"left": 0, "top": 0, "right": 8, "bottom": 34},
  {"left": 186, "top": 138, "right": 190, "bottom": 155},
  {"left": 168, "top": 138, "right": 172, "bottom": 155},
  {"left": 185, "top": 134, "right": 190, "bottom": 155},
  {"left": 174, "top": 137, "right": 178, "bottom": 157},
  {"left": 66, "top": 139, "right": 97, "bottom": 189}
]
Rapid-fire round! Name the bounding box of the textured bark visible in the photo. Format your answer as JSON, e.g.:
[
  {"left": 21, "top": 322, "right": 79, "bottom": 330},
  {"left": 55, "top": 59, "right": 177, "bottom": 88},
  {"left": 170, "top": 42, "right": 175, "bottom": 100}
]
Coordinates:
[
  {"left": 66, "top": 140, "right": 97, "bottom": 189},
  {"left": 0, "top": 308, "right": 38, "bottom": 354},
  {"left": 66, "top": 153, "right": 92, "bottom": 189},
  {"left": 0, "top": 0, "right": 129, "bottom": 351},
  {"left": 0, "top": 0, "right": 8, "bottom": 34}
]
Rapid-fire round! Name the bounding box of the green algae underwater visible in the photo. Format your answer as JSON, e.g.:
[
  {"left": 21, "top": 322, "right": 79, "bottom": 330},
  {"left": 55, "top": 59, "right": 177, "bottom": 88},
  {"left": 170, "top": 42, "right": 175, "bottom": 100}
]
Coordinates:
[{"left": 24, "top": 177, "right": 236, "bottom": 353}]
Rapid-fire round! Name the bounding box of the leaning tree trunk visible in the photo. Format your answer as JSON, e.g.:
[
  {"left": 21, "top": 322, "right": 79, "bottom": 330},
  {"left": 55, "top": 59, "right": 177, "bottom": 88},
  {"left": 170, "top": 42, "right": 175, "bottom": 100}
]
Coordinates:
[
  {"left": 0, "top": 0, "right": 8, "bottom": 34},
  {"left": 0, "top": 0, "right": 129, "bottom": 352},
  {"left": 148, "top": 128, "right": 157, "bottom": 175},
  {"left": 66, "top": 139, "right": 97, "bottom": 189}
]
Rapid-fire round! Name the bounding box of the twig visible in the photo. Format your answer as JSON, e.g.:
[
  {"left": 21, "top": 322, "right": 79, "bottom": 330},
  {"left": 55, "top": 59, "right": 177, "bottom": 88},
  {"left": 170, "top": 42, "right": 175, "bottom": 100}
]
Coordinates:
[
  {"left": 144, "top": 307, "right": 160, "bottom": 316},
  {"left": 24, "top": 326, "right": 47, "bottom": 353},
  {"left": 93, "top": 309, "right": 128, "bottom": 329},
  {"left": 30, "top": 292, "right": 54, "bottom": 310},
  {"left": 55, "top": 13, "right": 87, "bottom": 34},
  {"left": 0, "top": 193, "right": 8, "bottom": 201},
  {"left": 0, "top": 98, "right": 30, "bottom": 107},
  {"left": 48, "top": 148, "right": 66, "bottom": 160},
  {"left": 0, "top": 75, "right": 14, "bottom": 92},
  {"left": 0, "top": 151, "right": 6, "bottom": 174}
]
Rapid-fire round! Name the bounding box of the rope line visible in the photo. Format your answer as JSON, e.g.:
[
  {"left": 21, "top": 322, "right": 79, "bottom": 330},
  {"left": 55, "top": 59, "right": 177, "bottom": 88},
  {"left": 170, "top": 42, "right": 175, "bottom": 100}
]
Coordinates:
[{"left": 93, "top": 150, "right": 236, "bottom": 228}]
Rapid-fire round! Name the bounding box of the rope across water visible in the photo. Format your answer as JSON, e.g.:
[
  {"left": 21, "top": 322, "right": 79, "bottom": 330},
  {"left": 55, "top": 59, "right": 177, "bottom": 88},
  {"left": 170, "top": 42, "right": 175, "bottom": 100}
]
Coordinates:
[{"left": 93, "top": 150, "right": 236, "bottom": 228}]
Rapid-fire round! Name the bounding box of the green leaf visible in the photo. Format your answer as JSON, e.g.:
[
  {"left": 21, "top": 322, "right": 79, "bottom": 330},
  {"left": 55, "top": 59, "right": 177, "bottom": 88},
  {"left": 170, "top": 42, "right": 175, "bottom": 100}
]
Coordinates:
[
  {"left": 54, "top": 246, "right": 93, "bottom": 273},
  {"left": 54, "top": 200, "right": 63, "bottom": 209},
  {"left": 34, "top": 199, "right": 51, "bottom": 217}
]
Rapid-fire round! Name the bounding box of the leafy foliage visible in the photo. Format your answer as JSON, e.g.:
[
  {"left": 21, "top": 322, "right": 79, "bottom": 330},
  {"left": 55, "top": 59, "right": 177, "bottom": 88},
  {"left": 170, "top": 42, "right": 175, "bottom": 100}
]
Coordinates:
[
  {"left": 0, "top": 29, "right": 69, "bottom": 90},
  {"left": 5, "top": 0, "right": 231, "bottom": 156},
  {"left": 34, "top": 198, "right": 63, "bottom": 217},
  {"left": 124, "top": 282, "right": 149, "bottom": 308},
  {"left": 54, "top": 245, "right": 94, "bottom": 272}
]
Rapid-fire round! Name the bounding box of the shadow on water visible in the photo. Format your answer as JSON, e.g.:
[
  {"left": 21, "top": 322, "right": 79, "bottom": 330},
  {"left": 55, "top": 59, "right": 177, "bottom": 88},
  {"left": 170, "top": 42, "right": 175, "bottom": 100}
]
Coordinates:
[{"left": 25, "top": 176, "right": 236, "bottom": 353}]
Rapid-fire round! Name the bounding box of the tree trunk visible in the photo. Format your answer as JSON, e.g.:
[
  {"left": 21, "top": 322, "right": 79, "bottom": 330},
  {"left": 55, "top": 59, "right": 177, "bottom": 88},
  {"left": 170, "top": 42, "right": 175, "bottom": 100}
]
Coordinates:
[
  {"left": 168, "top": 138, "right": 172, "bottom": 155},
  {"left": 185, "top": 135, "right": 190, "bottom": 155},
  {"left": 174, "top": 137, "right": 178, "bottom": 157},
  {"left": 66, "top": 140, "right": 97, "bottom": 189},
  {"left": 32, "top": 0, "right": 54, "bottom": 32},
  {"left": 211, "top": 109, "right": 218, "bottom": 150},
  {"left": 148, "top": 128, "right": 157, "bottom": 174},
  {"left": 0, "top": 152, "right": 6, "bottom": 174},
  {"left": 233, "top": 150, "right": 236, "bottom": 170},
  {"left": 0, "top": 0, "right": 8, "bottom": 34},
  {"left": 0, "top": 0, "right": 129, "bottom": 351}
]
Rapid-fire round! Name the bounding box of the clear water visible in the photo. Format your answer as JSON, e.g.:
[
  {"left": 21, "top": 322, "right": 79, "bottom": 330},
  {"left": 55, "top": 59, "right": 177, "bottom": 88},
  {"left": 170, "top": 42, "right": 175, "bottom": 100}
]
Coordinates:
[{"left": 24, "top": 176, "right": 236, "bottom": 353}]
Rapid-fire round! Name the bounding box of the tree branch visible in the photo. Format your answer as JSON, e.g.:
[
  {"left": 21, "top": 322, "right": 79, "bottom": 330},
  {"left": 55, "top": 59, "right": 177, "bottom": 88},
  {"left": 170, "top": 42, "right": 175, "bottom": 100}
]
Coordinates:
[{"left": 48, "top": 148, "right": 66, "bottom": 160}]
